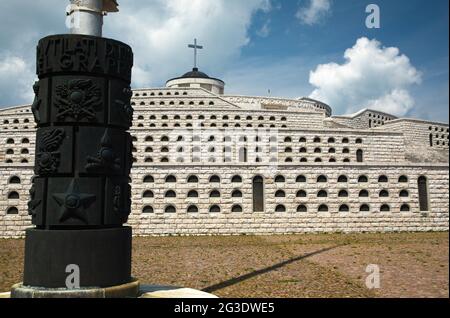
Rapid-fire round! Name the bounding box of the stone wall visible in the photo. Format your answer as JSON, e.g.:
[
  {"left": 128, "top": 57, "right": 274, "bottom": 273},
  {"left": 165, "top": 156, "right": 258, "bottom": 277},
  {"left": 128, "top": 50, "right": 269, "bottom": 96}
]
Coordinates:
[
  {"left": 1, "top": 110, "right": 35, "bottom": 132},
  {"left": 1, "top": 127, "right": 406, "bottom": 167},
  {"left": 1, "top": 163, "right": 448, "bottom": 238},
  {"left": 332, "top": 110, "right": 397, "bottom": 129},
  {"left": 130, "top": 108, "right": 327, "bottom": 130},
  {"left": 377, "top": 119, "right": 449, "bottom": 149},
  {"left": 128, "top": 164, "right": 449, "bottom": 236},
  {"left": 0, "top": 166, "right": 34, "bottom": 238},
  {"left": 0, "top": 132, "right": 35, "bottom": 165},
  {"left": 375, "top": 119, "right": 449, "bottom": 163},
  {"left": 130, "top": 128, "right": 406, "bottom": 164}
]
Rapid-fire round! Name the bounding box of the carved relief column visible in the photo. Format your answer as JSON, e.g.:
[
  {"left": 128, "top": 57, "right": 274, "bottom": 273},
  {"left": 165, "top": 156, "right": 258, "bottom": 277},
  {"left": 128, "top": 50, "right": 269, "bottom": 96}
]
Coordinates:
[{"left": 20, "top": 34, "right": 134, "bottom": 290}]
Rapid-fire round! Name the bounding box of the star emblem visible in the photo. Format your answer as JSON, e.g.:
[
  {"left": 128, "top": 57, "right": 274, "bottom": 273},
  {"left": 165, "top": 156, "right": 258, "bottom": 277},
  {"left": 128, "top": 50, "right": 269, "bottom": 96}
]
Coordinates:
[{"left": 52, "top": 179, "right": 96, "bottom": 224}]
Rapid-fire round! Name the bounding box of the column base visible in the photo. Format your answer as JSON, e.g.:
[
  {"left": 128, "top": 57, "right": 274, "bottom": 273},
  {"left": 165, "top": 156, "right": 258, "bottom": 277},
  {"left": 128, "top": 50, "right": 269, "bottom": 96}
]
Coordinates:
[
  {"left": 10, "top": 279, "right": 140, "bottom": 298},
  {"left": 5, "top": 282, "right": 218, "bottom": 298},
  {"left": 23, "top": 227, "right": 132, "bottom": 288}
]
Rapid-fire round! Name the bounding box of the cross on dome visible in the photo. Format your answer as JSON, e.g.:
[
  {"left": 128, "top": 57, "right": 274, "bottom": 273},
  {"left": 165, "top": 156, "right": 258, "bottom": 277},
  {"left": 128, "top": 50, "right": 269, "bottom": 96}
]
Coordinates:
[{"left": 188, "top": 38, "right": 203, "bottom": 69}]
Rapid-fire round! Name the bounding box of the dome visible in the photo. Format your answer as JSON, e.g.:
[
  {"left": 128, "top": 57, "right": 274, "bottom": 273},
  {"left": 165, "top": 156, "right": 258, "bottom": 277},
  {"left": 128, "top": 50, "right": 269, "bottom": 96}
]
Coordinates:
[
  {"left": 166, "top": 67, "right": 225, "bottom": 95},
  {"left": 181, "top": 68, "right": 210, "bottom": 79}
]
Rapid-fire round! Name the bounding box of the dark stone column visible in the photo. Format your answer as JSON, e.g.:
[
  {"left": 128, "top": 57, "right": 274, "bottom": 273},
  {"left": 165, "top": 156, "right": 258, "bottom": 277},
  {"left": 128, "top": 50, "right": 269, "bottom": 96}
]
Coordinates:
[{"left": 23, "top": 34, "right": 134, "bottom": 289}]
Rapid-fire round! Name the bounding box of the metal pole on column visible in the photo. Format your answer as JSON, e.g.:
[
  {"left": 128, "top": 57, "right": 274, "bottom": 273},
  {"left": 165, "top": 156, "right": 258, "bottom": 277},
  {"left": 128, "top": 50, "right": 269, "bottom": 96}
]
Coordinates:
[{"left": 12, "top": 0, "right": 138, "bottom": 298}]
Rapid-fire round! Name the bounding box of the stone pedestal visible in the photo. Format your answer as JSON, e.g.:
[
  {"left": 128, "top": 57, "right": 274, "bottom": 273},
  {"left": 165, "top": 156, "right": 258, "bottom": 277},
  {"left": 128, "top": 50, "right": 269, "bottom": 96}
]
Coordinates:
[
  {"left": 3, "top": 283, "right": 218, "bottom": 299},
  {"left": 24, "top": 227, "right": 132, "bottom": 288},
  {"left": 11, "top": 279, "right": 140, "bottom": 298}
]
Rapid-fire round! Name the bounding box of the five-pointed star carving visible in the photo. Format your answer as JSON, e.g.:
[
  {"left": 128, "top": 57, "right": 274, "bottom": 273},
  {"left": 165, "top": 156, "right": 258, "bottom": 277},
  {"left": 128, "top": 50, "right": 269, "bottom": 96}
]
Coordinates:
[{"left": 52, "top": 179, "right": 96, "bottom": 224}]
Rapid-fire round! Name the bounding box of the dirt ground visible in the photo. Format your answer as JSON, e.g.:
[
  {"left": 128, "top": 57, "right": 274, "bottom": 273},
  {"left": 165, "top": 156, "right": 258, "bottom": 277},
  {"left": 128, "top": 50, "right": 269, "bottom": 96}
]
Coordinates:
[{"left": 0, "top": 232, "right": 448, "bottom": 298}]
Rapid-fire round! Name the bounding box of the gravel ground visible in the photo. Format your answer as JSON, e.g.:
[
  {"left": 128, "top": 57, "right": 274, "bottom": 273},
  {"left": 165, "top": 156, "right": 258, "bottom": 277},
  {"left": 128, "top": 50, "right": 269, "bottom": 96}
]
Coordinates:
[{"left": 0, "top": 232, "right": 448, "bottom": 298}]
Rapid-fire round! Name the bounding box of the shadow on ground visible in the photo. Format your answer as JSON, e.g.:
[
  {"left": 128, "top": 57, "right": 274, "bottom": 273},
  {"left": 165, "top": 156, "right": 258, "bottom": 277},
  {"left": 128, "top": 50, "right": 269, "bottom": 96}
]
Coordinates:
[{"left": 203, "top": 245, "right": 344, "bottom": 293}]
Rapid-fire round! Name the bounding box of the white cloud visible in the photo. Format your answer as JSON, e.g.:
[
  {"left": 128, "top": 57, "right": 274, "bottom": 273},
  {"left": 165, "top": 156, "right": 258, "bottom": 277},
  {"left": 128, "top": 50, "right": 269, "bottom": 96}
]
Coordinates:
[
  {"left": 0, "top": 54, "right": 36, "bottom": 106},
  {"left": 0, "top": 0, "right": 62, "bottom": 107},
  {"left": 296, "top": 0, "right": 332, "bottom": 25},
  {"left": 309, "top": 37, "right": 422, "bottom": 116},
  {"left": 365, "top": 89, "right": 414, "bottom": 117},
  {"left": 107, "top": 0, "right": 273, "bottom": 88},
  {"left": 0, "top": 0, "right": 272, "bottom": 107}
]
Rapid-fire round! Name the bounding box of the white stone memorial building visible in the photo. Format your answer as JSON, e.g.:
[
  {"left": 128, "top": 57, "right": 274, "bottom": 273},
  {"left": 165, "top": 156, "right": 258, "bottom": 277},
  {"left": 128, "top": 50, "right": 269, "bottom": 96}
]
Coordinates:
[{"left": 1, "top": 67, "right": 449, "bottom": 238}]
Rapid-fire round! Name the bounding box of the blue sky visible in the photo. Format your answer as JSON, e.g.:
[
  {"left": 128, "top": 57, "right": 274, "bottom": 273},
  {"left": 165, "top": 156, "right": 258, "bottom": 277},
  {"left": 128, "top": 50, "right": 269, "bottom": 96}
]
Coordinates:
[
  {"left": 0, "top": 0, "right": 448, "bottom": 122},
  {"left": 237, "top": 0, "right": 449, "bottom": 121}
]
